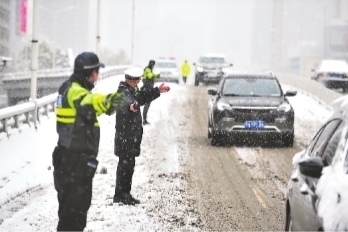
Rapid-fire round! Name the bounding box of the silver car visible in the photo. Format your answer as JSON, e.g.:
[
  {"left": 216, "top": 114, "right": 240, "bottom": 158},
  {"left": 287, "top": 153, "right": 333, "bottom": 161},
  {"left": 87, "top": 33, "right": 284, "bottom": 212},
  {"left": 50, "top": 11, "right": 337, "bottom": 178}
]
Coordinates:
[{"left": 193, "top": 53, "right": 233, "bottom": 86}]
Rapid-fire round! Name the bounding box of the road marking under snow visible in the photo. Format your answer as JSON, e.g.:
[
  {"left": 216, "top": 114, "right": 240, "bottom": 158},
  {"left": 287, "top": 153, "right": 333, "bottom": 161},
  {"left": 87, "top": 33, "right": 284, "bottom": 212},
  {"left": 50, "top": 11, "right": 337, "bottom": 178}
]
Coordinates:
[{"left": 252, "top": 186, "right": 269, "bottom": 208}]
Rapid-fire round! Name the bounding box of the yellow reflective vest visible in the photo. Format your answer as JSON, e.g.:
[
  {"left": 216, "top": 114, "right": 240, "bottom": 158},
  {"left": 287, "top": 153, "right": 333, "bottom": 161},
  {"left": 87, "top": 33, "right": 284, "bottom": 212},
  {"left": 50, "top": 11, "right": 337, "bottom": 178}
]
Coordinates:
[
  {"left": 55, "top": 76, "right": 110, "bottom": 156},
  {"left": 142, "top": 67, "right": 158, "bottom": 80},
  {"left": 181, "top": 62, "right": 191, "bottom": 76}
]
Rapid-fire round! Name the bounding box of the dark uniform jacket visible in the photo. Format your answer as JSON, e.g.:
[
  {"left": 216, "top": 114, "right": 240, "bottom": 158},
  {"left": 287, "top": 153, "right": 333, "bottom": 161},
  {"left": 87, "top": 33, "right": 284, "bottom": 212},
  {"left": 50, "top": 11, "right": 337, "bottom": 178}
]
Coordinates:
[
  {"left": 114, "top": 81, "right": 160, "bottom": 157},
  {"left": 55, "top": 73, "right": 111, "bottom": 158}
]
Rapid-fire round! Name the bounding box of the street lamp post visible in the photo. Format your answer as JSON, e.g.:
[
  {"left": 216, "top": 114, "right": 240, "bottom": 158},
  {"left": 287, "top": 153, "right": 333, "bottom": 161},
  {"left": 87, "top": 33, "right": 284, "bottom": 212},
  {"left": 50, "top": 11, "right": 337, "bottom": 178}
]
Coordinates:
[
  {"left": 131, "top": 0, "right": 135, "bottom": 65},
  {"left": 96, "top": 0, "right": 101, "bottom": 56},
  {"left": 30, "top": 0, "right": 39, "bottom": 128}
]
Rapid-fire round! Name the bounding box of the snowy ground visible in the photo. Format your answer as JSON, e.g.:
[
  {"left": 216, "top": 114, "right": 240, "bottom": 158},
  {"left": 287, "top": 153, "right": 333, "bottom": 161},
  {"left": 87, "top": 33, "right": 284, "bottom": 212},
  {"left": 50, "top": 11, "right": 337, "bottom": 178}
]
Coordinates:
[{"left": 0, "top": 73, "right": 335, "bottom": 231}]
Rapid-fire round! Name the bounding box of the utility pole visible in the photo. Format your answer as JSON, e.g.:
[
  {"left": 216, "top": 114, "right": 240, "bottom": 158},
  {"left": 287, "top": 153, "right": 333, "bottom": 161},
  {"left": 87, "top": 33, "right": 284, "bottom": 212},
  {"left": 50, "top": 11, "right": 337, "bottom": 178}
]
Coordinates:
[
  {"left": 30, "top": 0, "right": 39, "bottom": 102},
  {"left": 30, "top": 0, "right": 39, "bottom": 128},
  {"left": 96, "top": 0, "right": 101, "bottom": 56},
  {"left": 131, "top": 0, "right": 135, "bottom": 65}
]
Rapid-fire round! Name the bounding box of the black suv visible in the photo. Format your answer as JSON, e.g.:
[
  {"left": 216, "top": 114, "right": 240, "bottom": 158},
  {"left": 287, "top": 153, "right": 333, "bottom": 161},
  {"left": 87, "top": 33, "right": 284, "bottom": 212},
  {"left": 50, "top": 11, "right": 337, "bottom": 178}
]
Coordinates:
[
  {"left": 207, "top": 72, "right": 297, "bottom": 146},
  {"left": 285, "top": 96, "right": 348, "bottom": 231}
]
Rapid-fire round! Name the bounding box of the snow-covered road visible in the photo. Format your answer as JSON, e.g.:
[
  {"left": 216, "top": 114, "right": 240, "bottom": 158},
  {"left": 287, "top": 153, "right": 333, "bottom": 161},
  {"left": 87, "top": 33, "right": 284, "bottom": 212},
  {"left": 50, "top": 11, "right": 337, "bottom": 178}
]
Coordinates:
[{"left": 0, "top": 74, "right": 334, "bottom": 231}]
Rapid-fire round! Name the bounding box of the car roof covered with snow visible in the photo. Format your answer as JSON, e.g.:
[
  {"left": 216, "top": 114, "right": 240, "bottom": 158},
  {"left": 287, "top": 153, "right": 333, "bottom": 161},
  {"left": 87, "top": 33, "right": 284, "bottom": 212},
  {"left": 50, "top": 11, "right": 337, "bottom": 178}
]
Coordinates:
[
  {"left": 200, "top": 53, "right": 226, "bottom": 58},
  {"left": 317, "top": 59, "right": 348, "bottom": 73}
]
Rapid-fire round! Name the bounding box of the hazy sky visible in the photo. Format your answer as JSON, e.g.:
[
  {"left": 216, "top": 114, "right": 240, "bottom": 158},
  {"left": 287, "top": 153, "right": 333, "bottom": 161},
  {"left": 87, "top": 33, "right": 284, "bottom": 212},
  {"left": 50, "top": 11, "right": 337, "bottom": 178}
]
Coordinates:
[{"left": 95, "top": 0, "right": 256, "bottom": 68}]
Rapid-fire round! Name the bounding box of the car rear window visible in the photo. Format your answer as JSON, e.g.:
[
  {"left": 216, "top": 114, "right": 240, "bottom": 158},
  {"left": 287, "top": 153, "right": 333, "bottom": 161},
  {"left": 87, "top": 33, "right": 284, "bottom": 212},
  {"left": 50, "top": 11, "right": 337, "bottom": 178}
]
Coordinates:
[
  {"left": 200, "top": 57, "right": 225, "bottom": 64},
  {"left": 156, "top": 62, "right": 177, "bottom": 68},
  {"left": 222, "top": 77, "right": 281, "bottom": 97}
]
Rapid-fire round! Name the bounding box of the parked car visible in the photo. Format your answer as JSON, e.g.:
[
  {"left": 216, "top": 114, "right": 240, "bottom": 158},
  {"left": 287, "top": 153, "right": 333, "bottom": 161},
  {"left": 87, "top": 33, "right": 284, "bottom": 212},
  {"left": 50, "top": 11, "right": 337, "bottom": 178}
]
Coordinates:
[
  {"left": 207, "top": 71, "right": 297, "bottom": 146},
  {"left": 311, "top": 59, "right": 348, "bottom": 93},
  {"left": 193, "top": 53, "right": 232, "bottom": 86},
  {"left": 285, "top": 95, "right": 348, "bottom": 231},
  {"left": 153, "top": 58, "right": 180, "bottom": 84}
]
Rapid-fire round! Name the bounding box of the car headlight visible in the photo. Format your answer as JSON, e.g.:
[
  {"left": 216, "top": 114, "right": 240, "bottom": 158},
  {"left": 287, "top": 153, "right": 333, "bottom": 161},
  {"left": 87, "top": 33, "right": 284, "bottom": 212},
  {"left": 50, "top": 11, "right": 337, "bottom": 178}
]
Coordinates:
[
  {"left": 197, "top": 66, "right": 204, "bottom": 72},
  {"left": 217, "top": 101, "right": 233, "bottom": 111},
  {"left": 277, "top": 103, "right": 291, "bottom": 112}
]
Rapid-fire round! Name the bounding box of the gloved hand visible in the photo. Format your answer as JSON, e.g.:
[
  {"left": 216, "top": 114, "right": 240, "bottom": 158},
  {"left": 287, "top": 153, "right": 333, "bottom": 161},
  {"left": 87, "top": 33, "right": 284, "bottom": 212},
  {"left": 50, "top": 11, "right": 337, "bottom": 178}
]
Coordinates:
[
  {"left": 105, "top": 92, "right": 123, "bottom": 115},
  {"left": 156, "top": 73, "right": 161, "bottom": 79}
]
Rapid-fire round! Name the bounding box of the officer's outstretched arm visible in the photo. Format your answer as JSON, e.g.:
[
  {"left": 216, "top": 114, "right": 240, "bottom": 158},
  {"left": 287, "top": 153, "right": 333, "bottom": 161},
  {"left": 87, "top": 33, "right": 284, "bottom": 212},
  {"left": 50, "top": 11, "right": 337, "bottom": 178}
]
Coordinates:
[{"left": 68, "top": 86, "right": 123, "bottom": 118}]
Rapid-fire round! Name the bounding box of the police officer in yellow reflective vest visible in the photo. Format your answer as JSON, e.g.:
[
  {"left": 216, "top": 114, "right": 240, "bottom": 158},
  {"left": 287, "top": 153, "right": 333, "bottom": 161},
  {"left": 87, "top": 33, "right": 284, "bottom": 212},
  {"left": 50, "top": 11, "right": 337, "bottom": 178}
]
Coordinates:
[
  {"left": 52, "top": 52, "right": 123, "bottom": 231},
  {"left": 141, "top": 59, "right": 160, "bottom": 125},
  {"left": 181, "top": 60, "right": 191, "bottom": 84}
]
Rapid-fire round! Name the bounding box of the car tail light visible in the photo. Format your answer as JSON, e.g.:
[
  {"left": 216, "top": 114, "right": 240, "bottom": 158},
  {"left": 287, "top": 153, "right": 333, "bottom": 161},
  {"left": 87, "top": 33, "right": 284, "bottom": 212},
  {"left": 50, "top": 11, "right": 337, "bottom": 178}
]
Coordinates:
[{"left": 318, "top": 72, "right": 324, "bottom": 78}]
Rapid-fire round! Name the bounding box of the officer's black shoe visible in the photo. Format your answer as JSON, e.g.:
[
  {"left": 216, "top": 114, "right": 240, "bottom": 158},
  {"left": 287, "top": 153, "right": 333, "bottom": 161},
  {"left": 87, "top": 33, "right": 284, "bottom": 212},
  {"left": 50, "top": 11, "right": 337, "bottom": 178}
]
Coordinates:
[
  {"left": 113, "top": 193, "right": 135, "bottom": 205},
  {"left": 129, "top": 194, "right": 140, "bottom": 204},
  {"left": 143, "top": 120, "right": 150, "bottom": 125}
]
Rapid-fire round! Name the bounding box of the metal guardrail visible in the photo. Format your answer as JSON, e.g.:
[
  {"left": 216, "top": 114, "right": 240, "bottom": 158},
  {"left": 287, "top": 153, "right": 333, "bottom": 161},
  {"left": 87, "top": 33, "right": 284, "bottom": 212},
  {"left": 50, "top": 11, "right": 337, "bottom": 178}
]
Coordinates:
[
  {"left": 0, "top": 65, "right": 130, "bottom": 137},
  {"left": 276, "top": 72, "right": 342, "bottom": 108},
  {"left": 0, "top": 70, "right": 342, "bottom": 138}
]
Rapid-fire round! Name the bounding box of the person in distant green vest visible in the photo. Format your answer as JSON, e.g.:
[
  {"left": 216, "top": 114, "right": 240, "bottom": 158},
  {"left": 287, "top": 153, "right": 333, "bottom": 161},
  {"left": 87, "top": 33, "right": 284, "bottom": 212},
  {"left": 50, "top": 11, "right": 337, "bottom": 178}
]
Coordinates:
[
  {"left": 141, "top": 59, "right": 160, "bottom": 125},
  {"left": 181, "top": 60, "right": 191, "bottom": 84}
]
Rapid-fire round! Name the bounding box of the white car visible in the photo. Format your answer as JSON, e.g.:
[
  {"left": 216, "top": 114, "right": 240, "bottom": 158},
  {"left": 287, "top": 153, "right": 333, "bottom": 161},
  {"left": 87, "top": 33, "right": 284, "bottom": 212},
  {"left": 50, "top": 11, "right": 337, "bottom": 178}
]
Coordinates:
[
  {"left": 285, "top": 95, "right": 348, "bottom": 231},
  {"left": 311, "top": 59, "right": 348, "bottom": 93},
  {"left": 153, "top": 58, "right": 180, "bottom": 84}
]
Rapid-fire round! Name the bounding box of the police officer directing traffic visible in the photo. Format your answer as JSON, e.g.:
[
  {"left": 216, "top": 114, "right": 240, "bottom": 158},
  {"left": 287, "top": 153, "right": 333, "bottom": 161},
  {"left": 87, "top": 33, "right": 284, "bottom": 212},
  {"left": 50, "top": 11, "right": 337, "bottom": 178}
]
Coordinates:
[
  {"left": 52, "top": 52, "right": 123, "bottom": 231},
  {"left": 141, "top": 59, "right": 160, "bottom": 125},
  {"left": 113, "top": 67, "right": 170, "bottom": 205}
]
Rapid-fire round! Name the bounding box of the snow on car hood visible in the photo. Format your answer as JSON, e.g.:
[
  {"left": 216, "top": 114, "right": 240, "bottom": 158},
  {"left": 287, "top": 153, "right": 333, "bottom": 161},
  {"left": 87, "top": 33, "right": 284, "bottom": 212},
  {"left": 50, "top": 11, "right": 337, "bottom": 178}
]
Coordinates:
[
  {"left": 155, "top": 68, "right": 178, "bottom": 72},
  {"left": 225, "top": 96, "right": 283, "bottom": 107},
  {"left": 316, "top": 167, "right": 348, "bottom": 231},
  {"left": 316, "top": 125, "right": 348, "bottom": 231}
]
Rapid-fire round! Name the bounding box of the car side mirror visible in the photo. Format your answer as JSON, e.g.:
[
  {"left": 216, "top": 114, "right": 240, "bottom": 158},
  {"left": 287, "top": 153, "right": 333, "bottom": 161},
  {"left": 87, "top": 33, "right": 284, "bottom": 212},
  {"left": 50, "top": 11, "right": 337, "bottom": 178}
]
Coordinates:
[
  {"left": 193, "top": 63, "right": 196, "bottom": 66},
  {"left": 230, "top": 63, "right": 233, "bottom": 66},
  {"left": 311, "top": 68, "right": 315, "bottom": 72},
  {"left": 207, "top": 89, "right": 217, "bottom": 96},
  {"left": 298, "top": 157, "right": 323, "bottom": 179},
  {"left": 285, "top": 90, "right": 297, "bottom": 97}
]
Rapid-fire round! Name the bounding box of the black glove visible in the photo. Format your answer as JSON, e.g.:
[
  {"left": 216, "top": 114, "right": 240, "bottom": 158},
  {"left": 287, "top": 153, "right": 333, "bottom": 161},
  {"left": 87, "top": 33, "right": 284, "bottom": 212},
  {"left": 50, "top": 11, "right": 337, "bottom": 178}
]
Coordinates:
[
  {"left": 105, "top": 92, "right": 123, "bottom": 115},
  {"left": 156, "top": 73, "right": 160, "bottom": 79}
]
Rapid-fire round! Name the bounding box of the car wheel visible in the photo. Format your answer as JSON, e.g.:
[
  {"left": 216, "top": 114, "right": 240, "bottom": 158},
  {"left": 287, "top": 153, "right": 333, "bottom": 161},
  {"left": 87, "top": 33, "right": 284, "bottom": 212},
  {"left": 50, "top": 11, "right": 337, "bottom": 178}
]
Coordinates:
[
  {"left": 211, "top": 131, "right": 225, "bottom": 146},
  {"left": 285, "top": 207, "right": 293, "bottom": 231},
  {"left": 282, "top": 132, "right": 294, "bottom": 147},
  {"left": 194, "top": 76, "right": 199, "bottom": 86}
]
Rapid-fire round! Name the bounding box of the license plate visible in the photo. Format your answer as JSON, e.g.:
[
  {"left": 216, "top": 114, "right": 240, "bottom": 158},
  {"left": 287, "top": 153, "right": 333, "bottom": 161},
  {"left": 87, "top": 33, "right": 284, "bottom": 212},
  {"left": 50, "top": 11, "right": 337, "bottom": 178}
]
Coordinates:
[
  {"left": 332, "top": 74, "right": 341, "bottom": 78},
  {"left": 244, "top": 121, "right": 265, "bottom": 129}
]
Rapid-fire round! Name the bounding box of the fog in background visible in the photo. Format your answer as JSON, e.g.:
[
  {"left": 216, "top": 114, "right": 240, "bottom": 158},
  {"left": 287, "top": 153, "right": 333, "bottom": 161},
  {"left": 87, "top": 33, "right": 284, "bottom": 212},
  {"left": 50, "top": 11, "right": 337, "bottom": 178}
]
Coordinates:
[
  {"left": 96, "top": 0, "right": 255, "bottom": 69},
  {"left": 2, "top": 0, "right": 348, "bottom": 73}
]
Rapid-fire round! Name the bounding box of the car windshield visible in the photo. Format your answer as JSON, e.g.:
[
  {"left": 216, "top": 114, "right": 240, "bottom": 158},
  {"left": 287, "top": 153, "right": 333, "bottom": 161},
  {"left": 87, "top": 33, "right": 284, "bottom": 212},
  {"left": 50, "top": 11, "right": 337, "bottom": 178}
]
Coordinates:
[
  {"left": 200, "top": 57, "right": 225, "bottom": 64},
  {"left": 222, "top": 77, "right": 281, "bottom": 97},
  {"left": 156, "top": 62, "right": 177, "bottom": 68}
]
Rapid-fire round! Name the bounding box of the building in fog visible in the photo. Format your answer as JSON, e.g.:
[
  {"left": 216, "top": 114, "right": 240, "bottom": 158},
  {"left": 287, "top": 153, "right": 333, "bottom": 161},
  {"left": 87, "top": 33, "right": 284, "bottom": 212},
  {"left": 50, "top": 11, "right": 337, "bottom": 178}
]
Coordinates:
[
  {"left": 39, "top": 0, "right": 91, "bottom": 57},
  {"left": 1, "top": 0, "right": 95, "bottom": 72},
  {"left": 252, "top": 2, "right": 272, "bottom": 71},
  {"left": 267, "top": 0, "right": 348, "bottom": 77}
]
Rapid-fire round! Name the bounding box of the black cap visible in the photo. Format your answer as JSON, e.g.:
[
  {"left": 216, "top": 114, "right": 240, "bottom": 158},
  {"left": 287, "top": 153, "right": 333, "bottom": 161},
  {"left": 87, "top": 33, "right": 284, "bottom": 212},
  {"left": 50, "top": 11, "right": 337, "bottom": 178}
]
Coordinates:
[{"left": 74, "top": 52, "right": 105, "bottom": 70}]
